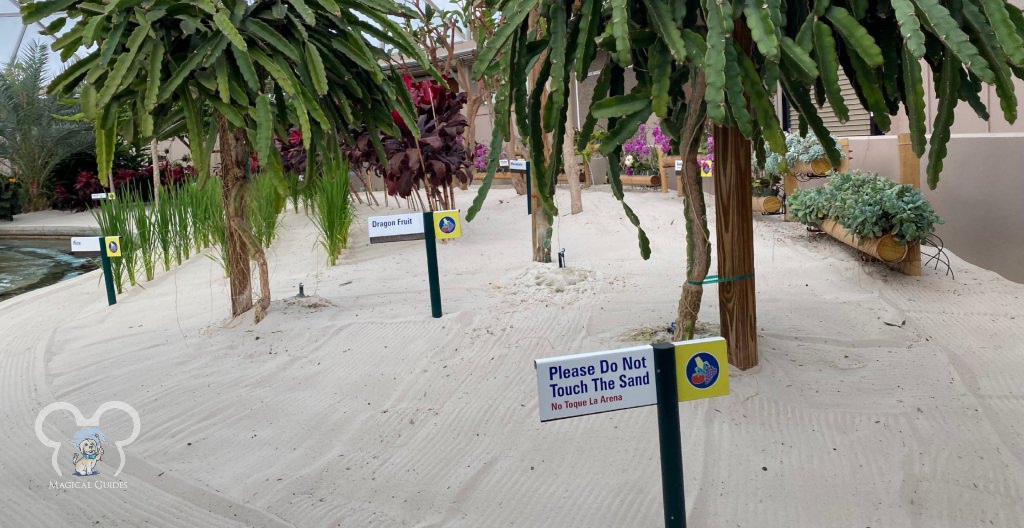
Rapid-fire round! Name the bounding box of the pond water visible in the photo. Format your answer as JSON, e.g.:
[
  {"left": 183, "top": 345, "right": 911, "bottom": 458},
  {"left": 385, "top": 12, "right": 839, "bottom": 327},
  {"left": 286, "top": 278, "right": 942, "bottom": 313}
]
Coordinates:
[{"left": 0, "top": 239, "right": 99, "bottom": 302}]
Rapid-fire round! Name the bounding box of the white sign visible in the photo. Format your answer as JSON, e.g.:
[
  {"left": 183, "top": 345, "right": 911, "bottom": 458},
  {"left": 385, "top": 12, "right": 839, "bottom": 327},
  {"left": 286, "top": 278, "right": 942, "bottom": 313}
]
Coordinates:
[
  {"left": 368, "top": 213, "right": 425, "bottom": 244},
  {"left": 71, "top": 237, "right": 101, "bottom": 253},
  {"left": 674, "top": 160, "right": 683, "bottom": 172},
  {"left": 91, "top": 193, "right": 108, "bottom": 200},
  {"left": 509, "top": 159, "right": 528, "bottom": 172},
  {"left": 535, "top": 345, "right": 656, "bottom": 422},
  {"left": 499, "top": 159, "right": 510, "bottom": 168}
]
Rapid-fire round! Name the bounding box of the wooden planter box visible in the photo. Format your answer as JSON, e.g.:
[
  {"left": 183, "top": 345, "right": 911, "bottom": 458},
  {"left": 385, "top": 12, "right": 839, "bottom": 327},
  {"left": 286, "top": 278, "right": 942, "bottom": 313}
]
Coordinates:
[
  {"left": 819, "top": 219, "right": 908, "bottom": 263},
  {"left": 474, "top": 171, "right": 513, "bottom": 181},
  {"left": 752, "top": 196, "right": 782, "bottom": 214}
]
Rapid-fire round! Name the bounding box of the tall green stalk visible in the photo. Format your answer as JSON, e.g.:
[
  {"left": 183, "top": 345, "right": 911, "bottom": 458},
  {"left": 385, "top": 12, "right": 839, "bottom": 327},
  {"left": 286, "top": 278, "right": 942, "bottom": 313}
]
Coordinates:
[
  {"left": 312, "top": 156, "right": 353, "bottom": 266},
  {"left": 131, "top": 191, "right": 157, "bottom": 281},
  {"left": 248, "top": 173, "right": 284, "bottom": 248},
  {"left": 154, "top": 188, "right": 175, "bottom": 271}
]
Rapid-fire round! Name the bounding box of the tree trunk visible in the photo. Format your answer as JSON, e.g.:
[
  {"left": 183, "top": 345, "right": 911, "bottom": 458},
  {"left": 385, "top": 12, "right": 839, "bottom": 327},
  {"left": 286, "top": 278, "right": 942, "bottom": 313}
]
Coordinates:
[
  {"left": 674, "top": 72, "right": 711, "bottom": 342},
  {"left": 218, "top": 116, "right": 272, "bottom": 322},
  {"left": 528, "top": 4, "right": 552, "bottom": 263},
  {"left": 565, "top": 73, "right": 583, "bottom": 215},
  {"left": 151, "top": 138, "right": 160, "bottom": 206}
]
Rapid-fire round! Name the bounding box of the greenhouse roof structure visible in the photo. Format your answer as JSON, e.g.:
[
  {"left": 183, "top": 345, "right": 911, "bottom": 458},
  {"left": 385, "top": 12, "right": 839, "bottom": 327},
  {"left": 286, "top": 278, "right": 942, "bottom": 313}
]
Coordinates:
[{"left": 0, "top": 1, "right": 80, "bottom": 75}]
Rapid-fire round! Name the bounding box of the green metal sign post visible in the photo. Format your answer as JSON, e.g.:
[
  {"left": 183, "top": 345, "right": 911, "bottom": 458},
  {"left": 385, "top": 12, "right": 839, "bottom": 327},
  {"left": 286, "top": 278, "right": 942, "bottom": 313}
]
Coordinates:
[
  {"left": 422, "top": 212, "right": 442, "bottom": 318},
  {"left": 653, "top": 342, "right": 686, "bottom": 528},
  {"left": 98, "top": 236, "right": 117, "bottom": 306}
]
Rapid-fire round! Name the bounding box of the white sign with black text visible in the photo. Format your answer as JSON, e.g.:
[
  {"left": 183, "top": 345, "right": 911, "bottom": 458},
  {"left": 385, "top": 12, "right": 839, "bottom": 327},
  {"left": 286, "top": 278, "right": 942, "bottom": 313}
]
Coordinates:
[
  {"left": 368, "top": 213, "right": 425, "bottom": 244},
  {"left": 509, "top": 159, "right": 528, "bottom": 172},
  {"left": 535, "top": 345, "right": 656, "bottom": 421},
  {"left": 70, "top": 237, "right": 101, "bottom": 253}
]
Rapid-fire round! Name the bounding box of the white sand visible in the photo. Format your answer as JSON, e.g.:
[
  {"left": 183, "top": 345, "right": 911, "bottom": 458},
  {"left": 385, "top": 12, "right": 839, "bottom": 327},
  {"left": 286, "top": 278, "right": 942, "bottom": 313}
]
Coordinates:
[{"left": 2, "top": 186, "right": 1023, "bottom": 527}]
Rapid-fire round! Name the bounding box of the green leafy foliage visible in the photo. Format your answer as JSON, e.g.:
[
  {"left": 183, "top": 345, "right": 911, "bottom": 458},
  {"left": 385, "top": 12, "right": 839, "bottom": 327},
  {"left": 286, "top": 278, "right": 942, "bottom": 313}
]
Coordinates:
[
  {"left": 0, "top": 43, "right": 92, "bottom": 211},
  {"left": 789, "top": 171, "right": 943, "bottom": 243},
  {"left": 0, "top": 178, "right": 22, "bottom": 220},
  {"left": 465, "top": 0, "right": 1024, "bottom": 250}
]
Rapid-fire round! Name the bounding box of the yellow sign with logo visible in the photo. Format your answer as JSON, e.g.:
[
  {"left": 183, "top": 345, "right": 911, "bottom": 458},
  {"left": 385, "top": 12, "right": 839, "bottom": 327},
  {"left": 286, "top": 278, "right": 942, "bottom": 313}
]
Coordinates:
[
  {"left": 433, "top": 210, "right": 462, "bottom": 240},
  {"left": 699, "top": 159, "right": 714, "bottom": 178},
  {"left": 675, "top": 337, "right": 729, "bottom": 402},
  {"left": 104, "top": 236, "right": 122, "bottom": 258}
]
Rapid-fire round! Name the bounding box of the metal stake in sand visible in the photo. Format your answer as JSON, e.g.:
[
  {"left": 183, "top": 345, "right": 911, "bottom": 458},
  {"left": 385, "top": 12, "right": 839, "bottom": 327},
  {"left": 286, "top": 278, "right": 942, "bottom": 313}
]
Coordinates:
[{"left": 423, "top": 211, "right": 442, "bottom": 318}]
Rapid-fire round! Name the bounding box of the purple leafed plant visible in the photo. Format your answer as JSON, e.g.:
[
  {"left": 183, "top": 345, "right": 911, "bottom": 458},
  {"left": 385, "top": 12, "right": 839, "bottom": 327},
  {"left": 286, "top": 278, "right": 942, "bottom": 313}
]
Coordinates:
[{"left": 346, "top": 77, "right": 471, "bottom": 208}]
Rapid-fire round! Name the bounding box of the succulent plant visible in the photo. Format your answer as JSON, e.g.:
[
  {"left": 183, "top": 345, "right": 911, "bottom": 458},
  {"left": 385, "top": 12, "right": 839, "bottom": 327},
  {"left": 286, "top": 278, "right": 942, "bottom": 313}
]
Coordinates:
[{"left": 789, "top": 171, "right": 943, "bottom": 243}]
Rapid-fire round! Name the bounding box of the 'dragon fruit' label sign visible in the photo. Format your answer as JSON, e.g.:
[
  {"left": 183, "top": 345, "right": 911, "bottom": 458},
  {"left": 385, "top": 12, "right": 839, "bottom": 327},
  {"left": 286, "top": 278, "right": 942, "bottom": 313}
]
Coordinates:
[
  {"left": 368, "top": 213, "right": 425, "bottom": 244},
  {"left": 675, "top": 337, "right": 729, "bottom": 402},
  {"left": 509, "top": 159, "right": 528, "bottom": 172},
  {"left": 535, "top": 345, "right": 657, "bottom": 421}
]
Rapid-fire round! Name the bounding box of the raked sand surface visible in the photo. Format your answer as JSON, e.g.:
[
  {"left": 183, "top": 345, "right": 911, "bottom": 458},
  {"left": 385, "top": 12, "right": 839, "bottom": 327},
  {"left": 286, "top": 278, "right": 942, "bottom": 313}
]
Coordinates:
[{"left": 1, "top": 186, "right": 1023, "bottom": 527}]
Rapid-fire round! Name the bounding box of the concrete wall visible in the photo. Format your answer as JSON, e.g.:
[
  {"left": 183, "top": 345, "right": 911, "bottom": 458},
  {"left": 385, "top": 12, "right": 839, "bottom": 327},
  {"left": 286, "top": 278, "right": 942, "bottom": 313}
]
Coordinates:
[{"left": 840, "top": 135, "right": 1024, "bottom": 284}]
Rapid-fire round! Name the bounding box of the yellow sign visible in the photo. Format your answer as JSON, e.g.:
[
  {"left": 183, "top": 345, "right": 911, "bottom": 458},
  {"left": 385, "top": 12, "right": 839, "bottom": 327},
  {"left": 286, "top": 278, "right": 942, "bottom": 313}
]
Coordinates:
[
  {"left": 699, "top": 159, "right": 714, "bottom": 178},
  {"left": 433, "top": 210, "right": 462, "bottom": 240},
  {"left": 675, "top": 337, "right": 729, "bottom": 402},
  {"left": 104, "top": 236, "right": 122, "bottom": 258}
]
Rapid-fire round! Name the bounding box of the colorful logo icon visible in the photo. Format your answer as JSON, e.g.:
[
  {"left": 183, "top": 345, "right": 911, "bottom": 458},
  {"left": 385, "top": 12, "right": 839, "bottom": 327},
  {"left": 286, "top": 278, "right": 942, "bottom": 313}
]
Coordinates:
[
  {"left": 438, "top": 216, "right": 456, "bottom": 234},
  {"left": 104, "top": 236, "right": 122, "bottom": 257},
  {"left": 685, "top": 352, "right": 720, "bottom": 389}
]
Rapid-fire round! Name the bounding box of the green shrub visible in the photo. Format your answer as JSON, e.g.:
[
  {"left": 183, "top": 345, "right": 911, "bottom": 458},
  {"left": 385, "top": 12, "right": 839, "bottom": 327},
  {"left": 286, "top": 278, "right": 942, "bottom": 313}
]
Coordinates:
[
  {"left": 0, "top": 177, "right": 22, "bottom": 220},
  {"left": 788, "top": 171, "right": 943, "bottom": 243}
]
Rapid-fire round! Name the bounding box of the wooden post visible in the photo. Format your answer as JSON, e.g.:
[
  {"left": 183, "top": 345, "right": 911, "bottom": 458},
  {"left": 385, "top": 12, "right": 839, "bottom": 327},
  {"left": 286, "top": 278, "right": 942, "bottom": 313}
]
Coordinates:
[
  {"left": 658, "top": 151, "right": 669, "bottom": 193},
  {"left": 712, "top": 22, "right": 758, "bottom": 370},
  {"left": 838, "top": 137, "right": 850, "bottom": 173},
  {"left": 897, "top": 133, "right": 922, "bottom": 276}
]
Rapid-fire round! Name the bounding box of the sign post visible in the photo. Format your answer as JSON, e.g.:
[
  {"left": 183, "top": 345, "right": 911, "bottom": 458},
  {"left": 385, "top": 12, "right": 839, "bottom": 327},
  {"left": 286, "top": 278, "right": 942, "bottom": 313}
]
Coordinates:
[
  {"left": 535, "top": 337, "right": 729, "bottom": 527},
  {"left": 423, "top": 211, "right": 442, "bottom": 318},
  {"left": 653, "top": 342, "right": 686, "bottom": 528},
  {"left": 510, "top": 160, "right": 530, "bottom": 215},
  {"left": 370, "top": 211, "right": 461, "bottom": 318},
  {"left": 100, "top": 236, "right": 120, "bottom": 306},
  {"left": 71, "top": 236, "right": 118, "bottom": 306}
]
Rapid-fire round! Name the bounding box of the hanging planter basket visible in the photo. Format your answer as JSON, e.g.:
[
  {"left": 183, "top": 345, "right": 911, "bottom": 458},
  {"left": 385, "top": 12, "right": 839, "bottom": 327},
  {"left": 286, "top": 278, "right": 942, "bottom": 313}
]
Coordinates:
[{"left": 819, "top": 219, "right": 908, "bottom": 263}]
